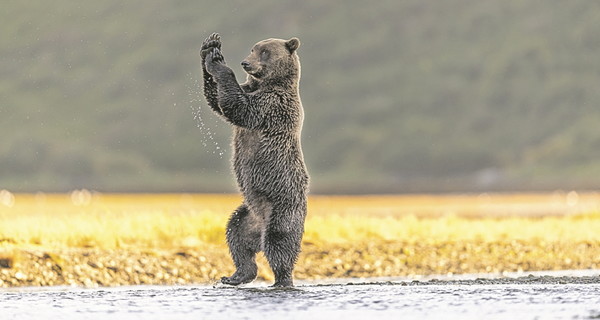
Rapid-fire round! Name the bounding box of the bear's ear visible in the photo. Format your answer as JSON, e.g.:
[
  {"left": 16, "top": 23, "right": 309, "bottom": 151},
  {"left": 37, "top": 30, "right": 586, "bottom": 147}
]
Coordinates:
[{"left": 285, "top": 37, "right": 300, "bottom": 53}]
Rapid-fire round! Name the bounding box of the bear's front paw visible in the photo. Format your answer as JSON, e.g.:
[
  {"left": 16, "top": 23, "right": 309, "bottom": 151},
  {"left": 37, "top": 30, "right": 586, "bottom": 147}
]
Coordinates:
[
  {"left": 210, "top": 47, "right": 224, "bottom": 63},
  {"left": 200, "top": 32, "right": 221, "bottom": 59},
  {"left": 205, "top": 47, "right": 225, "bottom": 74}
]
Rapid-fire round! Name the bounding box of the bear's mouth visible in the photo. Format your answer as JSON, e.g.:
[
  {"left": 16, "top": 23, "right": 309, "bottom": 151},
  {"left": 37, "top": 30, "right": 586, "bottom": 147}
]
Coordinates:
[{"left": 246, "top": 68, "right": 264, "bottom": 78}]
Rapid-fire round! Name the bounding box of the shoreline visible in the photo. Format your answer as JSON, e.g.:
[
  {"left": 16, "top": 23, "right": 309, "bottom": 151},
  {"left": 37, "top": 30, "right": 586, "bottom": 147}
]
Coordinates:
[
  {"left": 2, "top": 240, "right": 599, "bottom": 288},
  {"left": 3, "top": 270, "right": 600, "bottom": 292}
]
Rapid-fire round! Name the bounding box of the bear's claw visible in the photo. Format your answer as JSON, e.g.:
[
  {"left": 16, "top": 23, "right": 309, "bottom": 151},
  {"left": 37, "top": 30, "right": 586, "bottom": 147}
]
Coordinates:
[
  {"left": 203, "top": 33, "right": 221, "bottom": 49},
  {"left": 201, "top": 33, "right": 222, "bottom": 58}
]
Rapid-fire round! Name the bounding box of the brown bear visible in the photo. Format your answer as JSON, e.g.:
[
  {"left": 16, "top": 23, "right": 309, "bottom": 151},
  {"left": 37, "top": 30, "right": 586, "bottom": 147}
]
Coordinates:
[{"left": 200, "top": 33, "right": 309, "bottom": 287}]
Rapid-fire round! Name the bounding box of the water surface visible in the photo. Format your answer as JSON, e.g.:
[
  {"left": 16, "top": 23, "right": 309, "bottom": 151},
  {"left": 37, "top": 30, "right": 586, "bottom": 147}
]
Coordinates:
[{"left": 3, "top": 272, "right": 600, "bottom": 320}]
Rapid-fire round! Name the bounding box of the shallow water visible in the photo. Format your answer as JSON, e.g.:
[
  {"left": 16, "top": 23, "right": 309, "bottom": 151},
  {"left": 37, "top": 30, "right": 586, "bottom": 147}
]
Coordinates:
[{"left": 3, "top": 275, "right": 600, "bottom": 320}]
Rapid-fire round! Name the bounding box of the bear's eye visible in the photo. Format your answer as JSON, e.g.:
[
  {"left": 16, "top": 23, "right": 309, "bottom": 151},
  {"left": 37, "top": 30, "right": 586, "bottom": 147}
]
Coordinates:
[{"left": 260, "top": 50, "right": 270, "bottom": 60}]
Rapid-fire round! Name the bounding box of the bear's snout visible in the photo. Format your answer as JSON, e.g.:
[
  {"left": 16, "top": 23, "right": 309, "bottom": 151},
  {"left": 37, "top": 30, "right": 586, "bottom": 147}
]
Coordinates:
[{"left": 241, "top": 61, "right": 251, "bottom": 70}]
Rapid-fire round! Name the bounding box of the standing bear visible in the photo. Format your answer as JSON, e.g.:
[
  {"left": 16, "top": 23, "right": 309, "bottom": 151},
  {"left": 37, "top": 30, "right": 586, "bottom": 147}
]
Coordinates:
[{"left": 200, "top": 33, "right": 309, "bottom": 287}]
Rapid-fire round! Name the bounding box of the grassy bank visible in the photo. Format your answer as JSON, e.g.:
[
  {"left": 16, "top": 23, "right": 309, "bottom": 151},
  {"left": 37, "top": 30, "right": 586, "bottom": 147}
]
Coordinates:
[{"left": 1, "top": 192, "right": 600, "bottom": 287}]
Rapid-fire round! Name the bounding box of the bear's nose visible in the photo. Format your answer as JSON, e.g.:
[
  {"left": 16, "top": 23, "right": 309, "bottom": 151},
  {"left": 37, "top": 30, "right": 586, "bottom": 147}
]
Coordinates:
[{"left": 241, "top": 61, "right": 250, "bottom": 68}]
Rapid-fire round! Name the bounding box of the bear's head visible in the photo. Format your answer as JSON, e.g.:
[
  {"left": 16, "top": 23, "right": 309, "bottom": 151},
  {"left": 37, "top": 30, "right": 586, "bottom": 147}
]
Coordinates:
[{"left": 241, "top": 37, "right": 301, "bottom": 83}]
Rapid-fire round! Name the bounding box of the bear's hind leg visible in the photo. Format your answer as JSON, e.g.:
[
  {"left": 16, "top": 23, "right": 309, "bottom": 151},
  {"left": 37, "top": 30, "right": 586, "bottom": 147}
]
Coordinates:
[
  {"left": 221, "top": 205, "right": 261, "bottom": 285},
  {"left": 263, "top": 207, "right": 305, "bottom": 287}
]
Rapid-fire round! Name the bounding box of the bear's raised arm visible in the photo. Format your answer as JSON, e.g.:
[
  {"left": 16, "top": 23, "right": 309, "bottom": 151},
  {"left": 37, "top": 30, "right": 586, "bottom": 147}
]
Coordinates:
[
  {"left": 200, "top": 33, "right": 223, "bottom": 116},
  {"left": 204, "top": 48, "right": 254, "bottom": 127}
]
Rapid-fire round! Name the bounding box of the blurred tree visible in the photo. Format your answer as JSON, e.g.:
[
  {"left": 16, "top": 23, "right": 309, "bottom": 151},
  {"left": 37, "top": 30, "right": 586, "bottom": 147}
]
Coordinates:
[{"left": 1, "top": 0, "right": 599, "bottom": 193}]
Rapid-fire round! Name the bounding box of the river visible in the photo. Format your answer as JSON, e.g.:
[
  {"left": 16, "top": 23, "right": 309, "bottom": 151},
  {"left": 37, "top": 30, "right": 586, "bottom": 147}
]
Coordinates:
[{"left": 2, "top": 270, "right": 599, "bottom": 319}]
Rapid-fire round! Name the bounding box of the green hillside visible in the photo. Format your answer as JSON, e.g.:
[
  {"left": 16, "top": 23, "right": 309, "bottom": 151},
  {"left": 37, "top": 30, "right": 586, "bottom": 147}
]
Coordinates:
[{"left": 1, "top": 1, "right": 600, "bottom": 193}]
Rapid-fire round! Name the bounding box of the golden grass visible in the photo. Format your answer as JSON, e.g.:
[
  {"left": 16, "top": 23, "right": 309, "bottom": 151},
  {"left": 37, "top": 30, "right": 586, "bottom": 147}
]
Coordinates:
[
  {"left": 0, "top": 193, "right": 233, "bottom": 249},
  {"left": 1, "top": 191, "right": 600, "bottom": 248},
  {"left": 1, "top": 191, "right": 599, "bottom": 287}
]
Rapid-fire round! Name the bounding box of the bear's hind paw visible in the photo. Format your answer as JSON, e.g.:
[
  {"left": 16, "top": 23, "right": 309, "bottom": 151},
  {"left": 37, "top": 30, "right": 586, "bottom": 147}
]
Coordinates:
[
  {"left": 271, "top": 279, "right": 294, "bottom": 288},
  {"left": 220, "top": 273, "right": 255, "bottom": 286}
]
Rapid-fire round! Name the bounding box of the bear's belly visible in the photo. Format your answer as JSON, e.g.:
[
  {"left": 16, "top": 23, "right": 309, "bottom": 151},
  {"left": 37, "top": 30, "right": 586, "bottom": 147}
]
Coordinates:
[
  {"left": 232, "top": 128, "right": 262, "bottom": 192},
  {"left": 232, "top": 128, "right": 307, "bottom": 199},
  {"left": 233, "top": 128, "right": 260, "bottom": 159}
]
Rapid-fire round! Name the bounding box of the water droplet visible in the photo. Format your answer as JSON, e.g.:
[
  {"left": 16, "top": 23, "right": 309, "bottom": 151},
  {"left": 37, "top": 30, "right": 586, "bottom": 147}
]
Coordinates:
[{"left": 186, "top": 73, "right": 224, "bottom": 158}]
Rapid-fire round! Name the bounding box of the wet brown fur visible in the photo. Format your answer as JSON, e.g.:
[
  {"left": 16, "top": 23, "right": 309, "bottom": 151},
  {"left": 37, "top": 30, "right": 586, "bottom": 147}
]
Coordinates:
[{"left": 201, "top": 33, "right": 308, "bottom": 287}]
